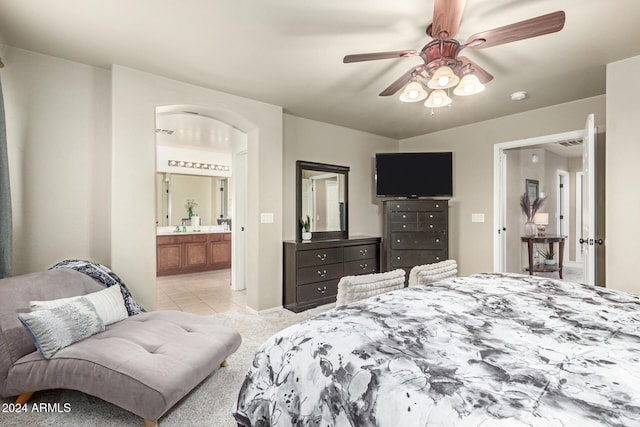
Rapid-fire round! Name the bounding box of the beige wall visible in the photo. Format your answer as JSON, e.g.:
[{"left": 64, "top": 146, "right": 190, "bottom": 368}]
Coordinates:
[
  {"left": 112, "top": 66, "right": 283, "bottom": 311},
  {"left": 283, "top": 114, "right": 398, "bottom": 241},
  {"left": 606, "top": 55, "right": 640, "bottom": 294},
  {"left": 5, "top": 41, "right": 631, "bottom": 305},
  {"left": 2, "top": 45, "right": 111, "bottom": 274},
  {"left": 399, "top": 96, "right": 606, "bottom": 276}
]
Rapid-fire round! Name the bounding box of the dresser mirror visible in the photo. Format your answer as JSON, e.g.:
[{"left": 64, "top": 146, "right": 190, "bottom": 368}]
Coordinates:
[{"left": 296, "top": 161, "right": 349, "bottom": 241}]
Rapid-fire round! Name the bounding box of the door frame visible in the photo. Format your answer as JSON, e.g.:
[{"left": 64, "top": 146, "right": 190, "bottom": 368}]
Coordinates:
[
  {"left": 557, "top": 169, "right": 570, "bottom": 261},
  {"left": 493, "top": 129, "right": 583, "bottom": 272},
  {"left": 575, "top": 171, "right": 584, "bottom": 263}
]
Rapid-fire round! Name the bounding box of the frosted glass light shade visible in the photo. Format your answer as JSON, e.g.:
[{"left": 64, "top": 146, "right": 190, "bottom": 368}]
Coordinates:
[
  {"left": 453, "top": 73, "right": 485, "bottom": 96},
  {"left": 399, "top": 81, "right": 428, "bottom": 102},
  {"left": 424, "top": 89, "right": 452, "bottom": 108},
  {"left": 427, "top": 66, "right": 459, "bottom": 89}
]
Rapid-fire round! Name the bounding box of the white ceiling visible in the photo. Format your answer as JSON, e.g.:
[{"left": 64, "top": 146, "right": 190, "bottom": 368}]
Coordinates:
[
  {"left": 1, "top": 0, "right": 639, "bottom": 140},
  {"left": 156, "top": 110, "right": 235, "bottom": 152}
]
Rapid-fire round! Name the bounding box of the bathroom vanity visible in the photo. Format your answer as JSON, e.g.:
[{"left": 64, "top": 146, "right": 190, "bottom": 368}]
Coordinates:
[{"left": 156, "top": 230, "right": 231, "bottom": 276}]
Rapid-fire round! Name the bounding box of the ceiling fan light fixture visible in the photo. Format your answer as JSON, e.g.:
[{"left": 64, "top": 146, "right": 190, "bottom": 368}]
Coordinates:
[
  {"left": 427, "top": 66, "right": 459, "bottom": 90},
  {"left": 453, "top": 73, "right": 485, "bottom": 96},
  {"left": 424, "top": 89, "right": 452, "bottom": 108},
  {"left": 399, "top": 81, "right": 428, "bottom": 102}
]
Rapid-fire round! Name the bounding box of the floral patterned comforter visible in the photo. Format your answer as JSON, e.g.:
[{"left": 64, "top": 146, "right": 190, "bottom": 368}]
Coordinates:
[{"left": 233, "top": 273, "right": 640, "bottom": 426}]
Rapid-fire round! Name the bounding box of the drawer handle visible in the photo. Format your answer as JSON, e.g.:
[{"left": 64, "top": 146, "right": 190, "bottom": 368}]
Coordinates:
[
  {"left": 436, "top": 239, "right": 440, "bottom": 243},
  {"left": 396, "top": 239, "right": 401, "bottom": 243},
  {"left": 359, "top": 263, "right": 368, "bottom": 270},
  {"left": 317, "top": 270, "right": 327, "bottom": 277},
  {"left": 435, "top": 204, "right": 440, "bottom": 208},
  {"left": 396, "top": 204, "right": 400, "bottom": 208},
  {"left": 429, "top": 224, "right": 434, "bottom": 228},
  {"left": 317, "top": 254, "right": 327, "bottom": 261},
  {"left": 429, "top": 214, "right": 434, "bottom": 218},
  {"left": 402, "top": 224, "right": 407, "bottom": 229},
  {"left": 396, "top": 256, "right": 401, "bottom": 260},
  {"left": 359, "top": 249, "right": 368, "bottom": 255},
  {"left": 435, "top": 256, "right": 440, "bottom": 261},
  {"left": 317, "top": 286, "right": 327, "bottom": 294},
  {"left": 402, "top": 214, "right": 407, "bottom": 219}
]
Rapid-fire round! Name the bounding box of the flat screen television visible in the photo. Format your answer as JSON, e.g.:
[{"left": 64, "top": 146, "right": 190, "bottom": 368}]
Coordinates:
[{"left": 375, "top": 152, "right": 453, "bottom": 198}]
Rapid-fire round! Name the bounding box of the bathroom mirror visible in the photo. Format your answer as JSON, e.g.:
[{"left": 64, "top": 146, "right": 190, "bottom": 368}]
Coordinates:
[
  {"left": 156, "top": 172, "right": 230, "bottom": 226},
  {"left": 296, "top": 160, "right": 349, "bottom": 241}
]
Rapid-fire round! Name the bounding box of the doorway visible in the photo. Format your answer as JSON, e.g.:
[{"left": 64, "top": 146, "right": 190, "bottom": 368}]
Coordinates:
[
  {"left": 493, "top": 118, "right": 604, "bottom": 285},
  {"left": 155, "top": 106, "right": 249, "bottom": 314}
]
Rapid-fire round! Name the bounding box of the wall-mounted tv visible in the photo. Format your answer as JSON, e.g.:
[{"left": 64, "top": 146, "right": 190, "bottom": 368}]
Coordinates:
[{"left": 375, "top": 152, "right": 453, "bottom": 198}]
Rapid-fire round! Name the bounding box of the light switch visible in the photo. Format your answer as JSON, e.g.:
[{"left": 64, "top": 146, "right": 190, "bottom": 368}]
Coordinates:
[
  {"left": 472, "top": 213, "right": 485, "bottom": 223},
  {"left": 260, "top": 213, "right": 274, "bottom": 223}
]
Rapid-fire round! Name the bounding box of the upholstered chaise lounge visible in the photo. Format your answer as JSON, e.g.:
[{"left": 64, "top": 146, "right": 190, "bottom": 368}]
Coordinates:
[{"left": 0, "top": 269, "right": 242, "bottom": 426}]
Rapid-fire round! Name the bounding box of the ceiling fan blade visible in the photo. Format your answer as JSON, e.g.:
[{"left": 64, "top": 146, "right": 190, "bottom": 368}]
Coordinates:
[
  {"left": 465, "top": 11, "right": 565, "bottom": 49},
  {"left": 456, "top": 56, "right": 493, "bottom": 84},
  {"left": 379, "top": 65, "right": 425, "bottom": 96},
  {"left": 430, "top": 0, "right": 468, "bottom": 39},
  {"left": 343, "top": 50, "right": 417, "bottom": 63}
]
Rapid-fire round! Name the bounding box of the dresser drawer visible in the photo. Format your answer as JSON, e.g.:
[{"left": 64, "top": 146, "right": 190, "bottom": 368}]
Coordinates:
[
  {"left": 391, "top": 233, "right": 446, "bottom": 250},
  {"left": 343, "top": 258, "right": 379, "bottom": 275},
  {"left": 297, "top": 247, "right": 343, "bottom": 268},
  {"left": 391, "top": 222, "right": 418, "bottom": 232},
  {"left": 417, "top": 222, "right": 447, "bottom": 233},
  {"left": 388, "top": 200, "right": 446, "bottom": 212},
  {"left": 297, "top": 279, "right": 339, "bottom": 303},
  {"left": 390, "top": 212, "right": 418, "bottom": 222},
  {"left": 344, "top": 244, "right": 378, "bottom": 262},
  {"left": 418, "top": 211, "right": 446, "bottom": 224},
  {"left": 389, "top": 250, "right": 446, "bottom": 268},
  {"left": 298, "top": 262, "right": 343, "bottom": 285}
]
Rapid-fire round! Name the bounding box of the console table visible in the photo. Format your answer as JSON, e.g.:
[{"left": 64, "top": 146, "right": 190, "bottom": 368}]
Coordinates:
[{"left": 521, "top": 235, "right": 566, "bottom": 279}]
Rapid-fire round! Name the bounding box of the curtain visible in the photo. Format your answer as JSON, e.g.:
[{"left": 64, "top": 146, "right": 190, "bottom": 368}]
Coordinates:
[{"left": 0, "top": 75, "right": 11, "bottom": 278}]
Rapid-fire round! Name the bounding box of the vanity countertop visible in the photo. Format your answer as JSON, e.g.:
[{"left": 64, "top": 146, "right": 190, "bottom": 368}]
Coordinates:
[{"left": 156, "top": 226, "right": 231, "bottom": 236}]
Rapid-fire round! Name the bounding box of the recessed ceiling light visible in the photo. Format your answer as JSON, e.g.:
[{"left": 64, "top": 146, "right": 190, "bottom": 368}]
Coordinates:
[{"left": 510, "top": 91, "right": 528, "bottom": 101}]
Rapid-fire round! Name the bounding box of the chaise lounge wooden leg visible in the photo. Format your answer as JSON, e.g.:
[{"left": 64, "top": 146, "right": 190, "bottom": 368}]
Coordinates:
[
  {"left": 15, "top": 392, "right": 35, "bottom": 405},
  {"left": 220, "top": 360, "right": 229, "bottom": 367},
  {"left": 143, "top": 419, "right": 158, "bottom": 427}
]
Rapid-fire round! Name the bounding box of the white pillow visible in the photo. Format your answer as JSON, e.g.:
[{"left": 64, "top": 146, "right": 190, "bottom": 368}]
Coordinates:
[
  {"left": 31, "top": 285, "right": 128, "bottom": 325},
  {"left": 336, "top": 269, "right": 406, "bottom": 307}
]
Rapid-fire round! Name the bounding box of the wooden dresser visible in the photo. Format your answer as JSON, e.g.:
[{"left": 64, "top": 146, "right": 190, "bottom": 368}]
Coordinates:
[
  {"left": 382, "top": 200, "right": 448, "bottom": 275},
  {"left": 283, "top": 236, "right": 381, "bottom": 312}
]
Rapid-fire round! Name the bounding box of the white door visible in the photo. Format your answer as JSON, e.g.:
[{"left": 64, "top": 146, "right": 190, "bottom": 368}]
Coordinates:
[
  {"left": 581, "top": 113, "right": 597, "bottom": 285},
  {"left": 231, "top": 150, "right": 248, "bottom": 291}
]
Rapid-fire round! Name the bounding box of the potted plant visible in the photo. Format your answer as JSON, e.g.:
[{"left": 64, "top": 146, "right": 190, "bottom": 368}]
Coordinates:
[
  {"left": 300, "top": 215, "right": 312, "bottom": 241},
  {"left": 185, "top": 199, "right": 198, "bottom": 218},
  {"left": 520, "top": 193, "right": 546, "bottom": 237},
  {"left": 538, "top": 248, "right": 556, "bottom": 265}
]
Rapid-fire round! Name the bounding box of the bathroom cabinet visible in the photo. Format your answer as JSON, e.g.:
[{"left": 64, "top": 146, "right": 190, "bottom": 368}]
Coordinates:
[{"left": 156, "top": 232, "right": 231, "bottom": 276}]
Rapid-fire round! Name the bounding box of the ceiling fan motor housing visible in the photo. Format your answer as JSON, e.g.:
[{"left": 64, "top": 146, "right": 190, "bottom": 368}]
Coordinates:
[{"left": 420, "top": 39, "right": 461, "bottom": 75}]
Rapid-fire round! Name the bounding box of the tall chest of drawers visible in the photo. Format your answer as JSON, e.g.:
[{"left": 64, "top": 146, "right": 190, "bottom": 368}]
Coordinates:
[
  {"left": 283, "top": 236, "right": 381, "bottom": 312},
  {"left": 383, "top": 200, "right": 448, "bottom": 275}
]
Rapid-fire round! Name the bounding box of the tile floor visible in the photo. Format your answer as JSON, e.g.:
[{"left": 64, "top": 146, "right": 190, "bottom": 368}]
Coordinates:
[{"left": 156, "top": 269, "right": 246, "bottom": 315}]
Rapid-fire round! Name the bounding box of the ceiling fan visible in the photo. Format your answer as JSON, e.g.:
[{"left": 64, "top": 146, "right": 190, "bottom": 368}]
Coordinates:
[{"left": 343, "top": 0, "right": 565, "bottom": 107}]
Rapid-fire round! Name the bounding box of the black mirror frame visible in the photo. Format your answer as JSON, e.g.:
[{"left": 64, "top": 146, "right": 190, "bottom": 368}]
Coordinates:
[{"left": 296, "top": 160, "right": 349, "bottom": 241}]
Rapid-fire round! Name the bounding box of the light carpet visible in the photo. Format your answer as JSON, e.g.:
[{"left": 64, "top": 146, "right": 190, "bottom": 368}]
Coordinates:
[{"left": 0, "top": 305, "right": 329, "bottom": 426}]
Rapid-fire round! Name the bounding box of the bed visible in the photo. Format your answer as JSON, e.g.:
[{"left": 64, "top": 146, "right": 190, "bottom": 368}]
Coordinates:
[{"left": 233, "top": 273, "right": 640, "bottom": 426}]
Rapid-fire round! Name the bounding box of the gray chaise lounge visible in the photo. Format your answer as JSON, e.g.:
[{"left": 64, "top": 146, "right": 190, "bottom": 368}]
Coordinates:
[{"left": 0, "top": 269, "right": 242, "bottom": 426}]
